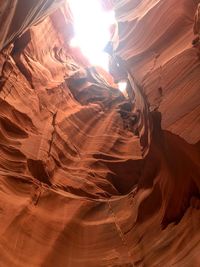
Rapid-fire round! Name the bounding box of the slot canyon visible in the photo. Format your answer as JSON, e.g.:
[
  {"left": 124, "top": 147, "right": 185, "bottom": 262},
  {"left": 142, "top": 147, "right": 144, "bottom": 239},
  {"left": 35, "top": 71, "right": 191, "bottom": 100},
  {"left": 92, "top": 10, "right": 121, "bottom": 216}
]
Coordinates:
[{"left": 0, "top": 0, "right": 200, "bottom": 266}]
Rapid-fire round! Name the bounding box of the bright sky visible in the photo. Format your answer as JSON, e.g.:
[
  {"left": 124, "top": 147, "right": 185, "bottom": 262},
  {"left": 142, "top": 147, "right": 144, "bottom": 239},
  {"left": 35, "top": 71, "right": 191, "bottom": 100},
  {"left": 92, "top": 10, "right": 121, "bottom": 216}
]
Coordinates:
[
  {"left": 118, "top": 81, "right": 127, "bottom": 93},
  {"left": 68, "top": 0, "right": 116, "bottom": 70}
]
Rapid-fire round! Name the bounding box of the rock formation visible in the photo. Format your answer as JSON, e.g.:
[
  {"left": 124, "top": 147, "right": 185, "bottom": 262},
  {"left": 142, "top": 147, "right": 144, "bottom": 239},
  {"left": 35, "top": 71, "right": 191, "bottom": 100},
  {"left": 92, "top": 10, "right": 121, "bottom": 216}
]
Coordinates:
[{"left": 0, "top": 0, "right": 199, "bottom": 266}]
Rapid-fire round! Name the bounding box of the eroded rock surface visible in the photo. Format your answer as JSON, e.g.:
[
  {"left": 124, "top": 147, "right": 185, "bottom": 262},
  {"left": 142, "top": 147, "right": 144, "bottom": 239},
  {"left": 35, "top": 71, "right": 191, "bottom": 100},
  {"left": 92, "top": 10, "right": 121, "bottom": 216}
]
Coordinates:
[{"left": 0, "top": 1, "right": 199, "bottom": 266}]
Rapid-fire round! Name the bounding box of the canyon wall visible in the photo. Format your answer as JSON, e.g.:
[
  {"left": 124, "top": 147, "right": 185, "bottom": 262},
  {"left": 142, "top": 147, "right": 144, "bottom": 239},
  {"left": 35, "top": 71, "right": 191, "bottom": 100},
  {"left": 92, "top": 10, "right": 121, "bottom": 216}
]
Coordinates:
[{"left": 0, "top": 0, "right": 199, "bottom": 266}]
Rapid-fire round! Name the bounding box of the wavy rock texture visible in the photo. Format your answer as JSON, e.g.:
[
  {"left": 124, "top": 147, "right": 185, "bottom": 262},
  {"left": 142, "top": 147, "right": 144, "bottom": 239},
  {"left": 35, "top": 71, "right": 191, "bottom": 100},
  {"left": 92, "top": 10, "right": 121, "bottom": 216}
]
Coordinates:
[
  {"left": 115, "top": 0, "right": 200, "bottom": 144},
  {"left": 0, "top": 0, "right": 200, "bottom": 266}
]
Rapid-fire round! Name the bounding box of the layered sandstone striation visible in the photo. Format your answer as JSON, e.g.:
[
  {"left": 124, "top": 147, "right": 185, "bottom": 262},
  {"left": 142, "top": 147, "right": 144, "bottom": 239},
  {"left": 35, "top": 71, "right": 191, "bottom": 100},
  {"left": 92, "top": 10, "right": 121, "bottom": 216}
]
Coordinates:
[{"left": 0, "top": 0, "right": 199, "bottom": 266}]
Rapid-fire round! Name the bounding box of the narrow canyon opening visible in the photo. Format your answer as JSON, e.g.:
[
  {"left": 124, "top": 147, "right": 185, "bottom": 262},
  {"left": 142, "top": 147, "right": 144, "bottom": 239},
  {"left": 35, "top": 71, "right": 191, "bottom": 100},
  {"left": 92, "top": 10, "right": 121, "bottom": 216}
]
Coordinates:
[
  {"left": 68, "top": 0, "right": 115, "bottom": 70},
  {"left": 0, "top": 0, "right": 200, "bottom": 266}
]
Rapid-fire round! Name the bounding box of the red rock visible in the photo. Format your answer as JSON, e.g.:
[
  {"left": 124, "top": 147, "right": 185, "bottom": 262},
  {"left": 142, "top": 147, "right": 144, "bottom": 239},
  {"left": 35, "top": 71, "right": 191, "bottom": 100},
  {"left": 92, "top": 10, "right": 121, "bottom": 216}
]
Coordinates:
[{"left": 0, "top": 1, "right": 199, "bottom": 266}]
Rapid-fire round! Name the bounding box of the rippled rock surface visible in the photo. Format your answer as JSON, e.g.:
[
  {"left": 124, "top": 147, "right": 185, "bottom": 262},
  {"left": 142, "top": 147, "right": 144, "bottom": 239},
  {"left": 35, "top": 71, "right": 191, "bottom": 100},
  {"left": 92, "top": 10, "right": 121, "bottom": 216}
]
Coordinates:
[{"left": 0, "top": 1, "right": 199, "bottom": 266}]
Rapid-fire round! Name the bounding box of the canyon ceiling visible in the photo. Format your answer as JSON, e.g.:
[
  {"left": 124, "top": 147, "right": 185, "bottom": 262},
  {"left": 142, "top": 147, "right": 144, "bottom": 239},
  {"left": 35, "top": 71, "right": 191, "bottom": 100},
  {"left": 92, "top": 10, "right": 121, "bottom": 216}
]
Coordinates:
[{"left": 0, "top": 0, "right": 200, "bottom": 266}]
